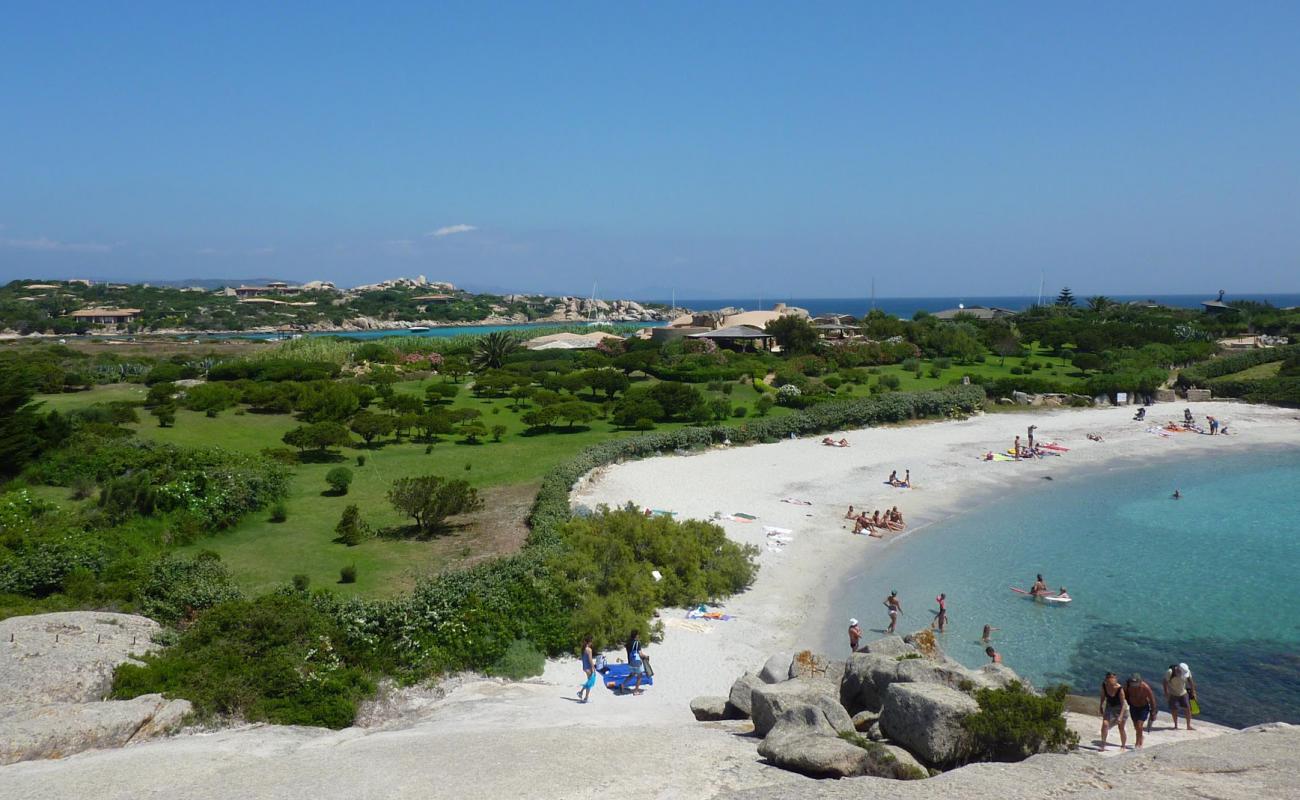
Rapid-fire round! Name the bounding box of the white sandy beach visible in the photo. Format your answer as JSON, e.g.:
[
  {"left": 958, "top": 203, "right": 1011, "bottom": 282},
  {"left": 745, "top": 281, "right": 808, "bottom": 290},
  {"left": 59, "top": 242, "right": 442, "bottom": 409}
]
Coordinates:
[{"left": 5, "top": 401, "right": 1299, "bottom": 799}]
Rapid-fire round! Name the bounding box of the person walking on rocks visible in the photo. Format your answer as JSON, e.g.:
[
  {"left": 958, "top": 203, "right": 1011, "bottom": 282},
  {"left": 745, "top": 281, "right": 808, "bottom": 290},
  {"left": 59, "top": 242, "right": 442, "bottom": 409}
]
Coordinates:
[
  {"left": 1099, "top": 672, "right": 1129, "bottom": 751},
  {"left": 1125, "top": 673, "right": 1157, "bottom": 748},
  {"left": 1163, "top": 663, "right": 1197, "bottom": 730},
  {"left": 848, "top": 618, "right": 863, "bottom": 652},
  {"left": 884, "top": 590, "right": 902, "bottom": 634},
  {"left": 577, "top": 635, "right": 597, "bottom": 703}
]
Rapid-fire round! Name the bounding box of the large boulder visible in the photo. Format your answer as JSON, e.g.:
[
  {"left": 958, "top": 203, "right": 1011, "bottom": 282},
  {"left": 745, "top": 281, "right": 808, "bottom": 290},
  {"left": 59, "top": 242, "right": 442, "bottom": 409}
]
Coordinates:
[
  {"left": 726, "top": 672, "right": 764, "bottom": 719},
  {"left": 841, "top": 648, "right": 1010, "bottom": 714},
  {"left": 0, "top": 694, "right": 191, "bottom": 765},
  {"left": 690, "top": 696, "right": 732, "bottom": 722},
  {"left": 759, "top": 652, "right": 794, "bottom": 684},
  {"left": 751, "top": 681, "right": 854, "bottom": 738},
  {"left": 757, "top": 731, "right": 871, "bottom": 779},
  {"left": 857, "top": 635, "right": 916, "bottom": 657},
  {"left": 0, "top": 612, "right": 161, "bottom": 706},
  {"left": 880, "top": 682, "right": 979, "bottom": 767},
  {"left": 839, "top": 652, "right": 898, "bottom": 713}
]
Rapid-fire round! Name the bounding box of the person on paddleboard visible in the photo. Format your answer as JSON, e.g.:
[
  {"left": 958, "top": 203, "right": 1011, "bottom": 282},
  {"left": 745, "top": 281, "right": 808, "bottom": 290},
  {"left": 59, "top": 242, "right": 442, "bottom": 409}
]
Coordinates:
[{"left": 1030, "top": 574, "right": 1049, "bottom": 596}]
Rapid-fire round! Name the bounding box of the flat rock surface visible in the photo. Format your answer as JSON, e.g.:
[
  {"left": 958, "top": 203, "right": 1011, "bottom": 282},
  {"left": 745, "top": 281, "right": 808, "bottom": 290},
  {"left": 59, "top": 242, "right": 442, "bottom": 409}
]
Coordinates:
[{"left": 0, "top": 613, "right": 160, "bottom": 706}]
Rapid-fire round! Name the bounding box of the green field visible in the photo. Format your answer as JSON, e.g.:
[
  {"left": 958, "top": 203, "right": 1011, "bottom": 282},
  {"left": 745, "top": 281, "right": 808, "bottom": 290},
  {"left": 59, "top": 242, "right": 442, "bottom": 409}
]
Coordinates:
[
  {"left": 1215, "top": 360, "right": 1283, "bottom": 381},
  {"left": 26, "top": 348, "right": 1071, "bottom": 598}
]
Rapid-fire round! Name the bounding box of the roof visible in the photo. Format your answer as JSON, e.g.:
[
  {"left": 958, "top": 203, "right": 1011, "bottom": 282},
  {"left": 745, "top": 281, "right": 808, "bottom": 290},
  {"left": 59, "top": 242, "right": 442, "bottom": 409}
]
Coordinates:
[
  {"left": 688, "top": 324, "right": 772, "bottom": 340},
  {"left": 814, "top": 323, "right": 859, "bottom": 331},
  {"left": 414, "top": 294, "right": 455, "bottom": 301},
  {"left": 67, "top": 307, "right": 142, "bottom": 318},
  {"left": 22, "top": 284, "right": 60, "bottom": 290},
  {"left": 932, "top": 305, "right": 1016, "bottom": 320},
  {"left": 524, "top": 331, "right": 625, "bottom": 350}
]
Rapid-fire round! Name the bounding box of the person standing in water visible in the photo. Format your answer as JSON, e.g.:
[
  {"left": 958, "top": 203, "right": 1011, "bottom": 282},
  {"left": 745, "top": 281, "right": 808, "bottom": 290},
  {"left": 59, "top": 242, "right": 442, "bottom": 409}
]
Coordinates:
[
  {"left": 1125, "top": 673, "right": 1157, "bottom": 748},
  {"left": 932, "top": 593, "right": 948, "bottom": 633},
  {"left": 577, "top": 635, "right": 597, "bottom": 703},
  {"left": 884, "top": 591, "right": 902, "bottom": 634},
  {"left": 848, "top": 618, "right": 862, "bottom": 652},
  {"left": 982, "top": 624, "right": 999, "bottom": 643},
  {"left": 1099, "top": 672, "right": 1129, "bottom": 751}
]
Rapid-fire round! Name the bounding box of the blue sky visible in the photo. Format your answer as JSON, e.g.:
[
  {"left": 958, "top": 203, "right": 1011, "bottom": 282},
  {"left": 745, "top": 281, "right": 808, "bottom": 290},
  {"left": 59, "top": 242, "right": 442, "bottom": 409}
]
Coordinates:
[{"left": 1, "top": 2, "right": 1297, "bottom": 298}]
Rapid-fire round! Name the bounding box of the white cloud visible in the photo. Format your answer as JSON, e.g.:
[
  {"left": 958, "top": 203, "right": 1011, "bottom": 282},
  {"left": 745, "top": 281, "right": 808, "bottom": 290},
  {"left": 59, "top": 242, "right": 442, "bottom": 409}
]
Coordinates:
[
  {"left": 427, "top": 224, "right": 477, "bottom": 238},
  {"left": 1, "top": 236, "right": 114, "bottom": 253}
]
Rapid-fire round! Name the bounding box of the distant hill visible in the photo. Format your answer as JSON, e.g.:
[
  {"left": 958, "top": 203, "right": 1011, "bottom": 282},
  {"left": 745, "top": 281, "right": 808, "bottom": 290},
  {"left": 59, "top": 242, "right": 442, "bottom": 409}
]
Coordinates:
[{"left": 143, "top": 277, "right": 291, "bottom": 289}]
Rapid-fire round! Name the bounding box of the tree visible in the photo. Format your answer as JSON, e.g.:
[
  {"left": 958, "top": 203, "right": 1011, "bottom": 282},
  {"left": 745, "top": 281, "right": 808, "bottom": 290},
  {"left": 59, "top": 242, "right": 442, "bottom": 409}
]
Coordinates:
[
  {"left": 458, "top": 420, "right": 488, "bottom": 443},
  {"left": 992, "top": 334, "right": 1024, "bottom": 366},
  {"left": 647, "top": 381, "right": 704, "bottom": 420},
  {"left": 0, "top": 364, "right": 44, "bottom": 475},
  {"left": 425, "top": 382, "right": 460, "bottom": 405},
  {"left": 441, "top": 356, "right": 470, "bottom": 382},
  {"left": 283, "top": 422, "right": 351, "bottom": 454},
  {"left": 1055, "top": 287, "right": 1076, "bottom": 307},
  {"left": 297, "top": 382, "right": 361, "bottom": 422},
  {"left": 584, "top": 369, "right": 629, "bottom": 399},
  {"left": 471, "top": 331, "right": 520, "bottom": 370},
  {"left": 764, "top": 316, "right": 819, "bottom": 354},
  {"left": 1086, "top": 295, "right": 1114, "bottom": 313},
  {"left": 349, "top": 411, "right": 396, "bottom": 445},
  {"left": 325, "top": 467, "right": 354, "bottom": 495},
  {"left": 151, "top": 402, "right": 177, "bottom": 427},
  {"left": 1071, "top": 352, "right": 1104, "bottom": 373},
  {"left": 415, "top": 410, "right": 453, "bottom": 441},
  {"left": 396, "top": 412, "right": 422, "bottom": 439},
  {"left": 521, "top": 405, "right": 559, "bottom": 431},
  {"left": 612, "top": 350, "right": 657, "bottom": 376},
  {"left": 708, "top": 397, "right": 731, "bottom": 421},
  {"left": 611, "top": 395, "right": 664, "bottom": 428},
  {"left": 507, "top": 384, "right": 533, "bottom": 410},
  {"left": 381, "top": 392, "right": 424, "bottom": 415},
  {"left": 491, "top": 423, "right": 507, "bottom": 442},
  {"left": 551, "top": 401, "right": 597, "bottom": 429},
  {"left": 387, "top": 475, "right": 483, "bottom": 534},
  {"left": 334, "top": 504, "right": 369, "bottom": 546},
  {"left": 754, "top": 394, "right": 775, "bottom": 416}
]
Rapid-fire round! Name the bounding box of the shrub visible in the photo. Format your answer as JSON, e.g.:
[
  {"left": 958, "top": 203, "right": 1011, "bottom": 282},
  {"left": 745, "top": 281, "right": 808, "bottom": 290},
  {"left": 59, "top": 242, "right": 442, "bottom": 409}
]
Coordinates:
[
  {"left": 755, "top": 395, "right": 775, "bottom": 416},
  {"left": 356, "top": 455, "right": 367, "bottom": 467},
  {"left": 387, "top": 476, "right": 483, "bottom": 534},
  {"left": 340, "top": 565, "right": 357, "bottom": 584},
  {"left": 633, "top": 417, "right": 655, "bottom": 431},
  {"left": 292, "top": 574, "right": 311, "bottom": 592},
  {"left": 138, "top": 554, "right": 243, "bottom": 624},
  {"left": 335, "top": 504, "right": 370, "bottom": 546},
  {"left": 269, "top": 503, "right": 288, "bottom": 523},
  {"left": 325, "top": 467, "right": 354, "bottom": 496},
  {"left": 112, "top": 594, "right": 374, "bottom": 728},
  {"left": 488, "top": 639, "right": 546, "bottom": 680},
  {"left": 963, "top": 682, "right": 1078, "bottom": 762}
]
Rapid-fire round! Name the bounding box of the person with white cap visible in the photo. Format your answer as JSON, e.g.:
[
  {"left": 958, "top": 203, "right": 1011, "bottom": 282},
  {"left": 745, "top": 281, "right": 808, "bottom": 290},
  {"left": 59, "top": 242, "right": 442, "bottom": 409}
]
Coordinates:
[
  {"left": 1163, "top": 662, "right": 1197, "bottom": 730},
  {"left": 847, "top": 618, "right": 862, "bottom": 652}
]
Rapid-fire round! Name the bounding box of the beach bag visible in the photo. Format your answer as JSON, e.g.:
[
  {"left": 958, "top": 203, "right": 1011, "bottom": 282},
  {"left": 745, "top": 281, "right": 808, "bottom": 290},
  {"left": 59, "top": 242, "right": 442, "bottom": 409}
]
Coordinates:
[
  {"left": 1190, "top": 697, "right": 1200, "bottom": 716},
  {"left": 642, "top": 655, "right": 654, "bottom": 678},
  {"left": 594, "top": 654, "right": 608, "bottom": 673}
]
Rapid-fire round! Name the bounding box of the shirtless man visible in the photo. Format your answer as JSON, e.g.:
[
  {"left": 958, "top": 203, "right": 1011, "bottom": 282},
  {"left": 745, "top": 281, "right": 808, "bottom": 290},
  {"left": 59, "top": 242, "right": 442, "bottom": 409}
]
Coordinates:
[
  {"left": 985, "top": 646, "right": 1002, "bottom": 663},
  {"left": 844, "top": 505, "right": 856, "bottom": 520},
  {"left": 1030, "top": 574, "right": 1049, "bottom": 596},
  {"left": 884, "top": 591, "right": 902, "bottom": 634},
  {"left": 1125, "top": 673, "right": 1158, "bottom": 748}
]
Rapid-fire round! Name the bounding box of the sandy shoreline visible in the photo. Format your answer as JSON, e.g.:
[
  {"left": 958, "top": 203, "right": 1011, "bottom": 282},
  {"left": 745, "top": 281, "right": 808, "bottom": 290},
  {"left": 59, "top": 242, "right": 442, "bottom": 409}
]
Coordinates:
[{"left": 6, "top": 401, "right": 1300, "bottom": 798}]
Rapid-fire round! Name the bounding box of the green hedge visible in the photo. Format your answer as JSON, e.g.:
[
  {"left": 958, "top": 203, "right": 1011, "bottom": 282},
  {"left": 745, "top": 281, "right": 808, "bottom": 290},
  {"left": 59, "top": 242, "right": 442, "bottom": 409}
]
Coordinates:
[{"left": 1179, "top": 344, "right": 1300, "bottom": 387}]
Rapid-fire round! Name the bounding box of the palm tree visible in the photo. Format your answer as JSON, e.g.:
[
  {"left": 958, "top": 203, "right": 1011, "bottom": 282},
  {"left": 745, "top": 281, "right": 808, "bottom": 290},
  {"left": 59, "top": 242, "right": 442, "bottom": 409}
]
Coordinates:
[
  {"left": 471, "top": 331, "right": 520, "bottom": 370},
  {"left": 1086, "top": 295, "right": 1114, "bottom": 313}
]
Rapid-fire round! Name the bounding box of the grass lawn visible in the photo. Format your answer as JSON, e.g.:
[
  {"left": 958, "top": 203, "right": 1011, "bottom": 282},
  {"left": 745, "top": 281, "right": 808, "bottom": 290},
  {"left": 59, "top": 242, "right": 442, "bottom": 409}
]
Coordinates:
[
  {"left": 854, "top": 346, "right": 1079, "bottom": 392},
  {"left": 1216, "top": 361, "right": 1282, "bottom": 381},
  {"left": 35, "top": 384, "right": 147, "bottom": 412}
]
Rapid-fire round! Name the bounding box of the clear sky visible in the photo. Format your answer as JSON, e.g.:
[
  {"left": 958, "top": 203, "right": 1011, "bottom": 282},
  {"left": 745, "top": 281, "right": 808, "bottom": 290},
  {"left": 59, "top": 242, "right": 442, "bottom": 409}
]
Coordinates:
[{"left": 2, "top": 1, "right": 1297, "bottom": 298}]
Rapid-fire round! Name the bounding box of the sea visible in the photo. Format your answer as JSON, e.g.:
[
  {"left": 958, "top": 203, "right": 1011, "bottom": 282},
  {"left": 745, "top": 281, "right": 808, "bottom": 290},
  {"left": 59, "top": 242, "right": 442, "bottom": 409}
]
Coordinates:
[
  {"left": 819, "top": 447, "right": 1300, "bottom": 728},
  {"left": 666, "top": 294, "right": 1300, "bottom": 319}
]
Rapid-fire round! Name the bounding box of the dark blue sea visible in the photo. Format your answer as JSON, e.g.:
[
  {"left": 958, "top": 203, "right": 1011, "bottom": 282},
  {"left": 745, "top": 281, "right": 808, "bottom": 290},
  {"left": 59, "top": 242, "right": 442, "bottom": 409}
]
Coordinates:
[{"left": 666, "top": 294, "right": 1300, "bottom": 318}]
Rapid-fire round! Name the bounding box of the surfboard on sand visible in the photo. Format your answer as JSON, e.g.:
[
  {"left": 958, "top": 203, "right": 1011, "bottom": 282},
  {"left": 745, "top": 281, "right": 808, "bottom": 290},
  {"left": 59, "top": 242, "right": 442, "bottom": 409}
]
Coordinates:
[{"left": 1010, "top": 586, "right": 1073, "bottom": 604}]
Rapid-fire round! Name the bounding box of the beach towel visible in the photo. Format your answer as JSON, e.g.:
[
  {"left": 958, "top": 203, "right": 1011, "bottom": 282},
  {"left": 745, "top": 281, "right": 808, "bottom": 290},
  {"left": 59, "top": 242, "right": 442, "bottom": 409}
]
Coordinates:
[
  {"left": 991, "top": 453, "right": 1015, "bottom": 461},
  {"left": 732, "top": 512, "right": 758, "bottom": 520},
  {"left": 649, "top": 509, "right": 676, "bottom": 517},
  {"left": 763, "top": 526, "right": 793, "bottom": 536},
  {"left": 781, "top": 498, "right": 813, "bottom": 506}
]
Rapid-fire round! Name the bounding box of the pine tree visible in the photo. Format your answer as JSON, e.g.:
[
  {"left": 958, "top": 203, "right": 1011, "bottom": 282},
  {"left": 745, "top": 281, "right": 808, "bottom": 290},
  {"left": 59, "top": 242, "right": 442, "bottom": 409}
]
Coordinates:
[{"left": 1055, "top": 287, "right": 1076, "bottom": 307}]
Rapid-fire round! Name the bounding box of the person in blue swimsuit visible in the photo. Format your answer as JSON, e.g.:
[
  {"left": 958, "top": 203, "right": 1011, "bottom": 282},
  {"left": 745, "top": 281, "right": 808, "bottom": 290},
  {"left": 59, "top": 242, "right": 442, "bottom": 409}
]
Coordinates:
[{"left": 577, "top": 635, "right": 597, "bottom": 703}]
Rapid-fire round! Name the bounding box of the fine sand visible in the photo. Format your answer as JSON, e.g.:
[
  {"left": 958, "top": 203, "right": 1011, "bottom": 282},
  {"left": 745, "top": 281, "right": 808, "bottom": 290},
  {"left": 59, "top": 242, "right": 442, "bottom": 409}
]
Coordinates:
[{"left": 5, "top": 401, "right": 1299, "bottom": 799}]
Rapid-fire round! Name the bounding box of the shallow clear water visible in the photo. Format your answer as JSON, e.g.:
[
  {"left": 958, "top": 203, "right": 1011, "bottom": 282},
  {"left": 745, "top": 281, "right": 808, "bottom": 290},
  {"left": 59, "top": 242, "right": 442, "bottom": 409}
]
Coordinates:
[{"left": 823, "top": 447, "right": 1300, "bottom": 728}]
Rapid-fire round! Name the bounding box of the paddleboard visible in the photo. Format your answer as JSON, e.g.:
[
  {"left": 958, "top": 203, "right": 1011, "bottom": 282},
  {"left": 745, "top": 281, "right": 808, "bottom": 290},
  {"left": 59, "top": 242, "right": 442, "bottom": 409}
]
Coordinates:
[
  {"left": 1010, "top": 586, "right": 1073, "bottom": 604},
  {"left": 1041, "top": 443, "right": 1070, "bottom": 452}
]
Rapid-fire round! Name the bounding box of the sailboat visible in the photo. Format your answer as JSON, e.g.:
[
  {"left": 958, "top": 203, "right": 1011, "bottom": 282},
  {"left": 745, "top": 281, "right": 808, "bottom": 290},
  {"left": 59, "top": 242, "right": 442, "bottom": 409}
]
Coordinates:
[{"left": 586, "top": 282, "right": 609, "bottom": 326}]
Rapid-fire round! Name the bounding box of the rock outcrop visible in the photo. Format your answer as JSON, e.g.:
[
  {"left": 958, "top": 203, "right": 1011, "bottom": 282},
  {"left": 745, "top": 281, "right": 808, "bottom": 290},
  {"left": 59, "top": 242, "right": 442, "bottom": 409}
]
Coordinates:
[
  {"left": 878, "top": 682, "right": 979, "bottom": 767},
  {"left": 0, "top": 612, "right": 188, "bottom": 765},
  {"left": 750, "top": 681, "right": 854, "bottom": 738},
  {"left": 727, "top": 672, "right": 764, "bottom": 719}
]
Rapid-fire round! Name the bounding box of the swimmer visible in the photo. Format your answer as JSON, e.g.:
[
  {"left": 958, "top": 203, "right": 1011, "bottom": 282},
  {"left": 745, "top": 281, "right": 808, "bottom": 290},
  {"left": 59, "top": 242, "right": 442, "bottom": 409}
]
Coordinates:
[
  {"left": 1172, "top": 489, "right": 1181, "bottom": 500},
  {"left": 981, "top": 624, "right": 999, "bottom": 643},
  {"left": 1030, "top": 574, "right": 1048, "bottom": 596}
]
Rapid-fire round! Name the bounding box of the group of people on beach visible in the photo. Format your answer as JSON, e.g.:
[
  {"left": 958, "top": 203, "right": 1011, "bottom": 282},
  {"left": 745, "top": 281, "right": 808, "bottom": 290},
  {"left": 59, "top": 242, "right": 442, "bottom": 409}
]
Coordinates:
[
  {"left": 1098, "top": 663, "right": 1198, "bottom": 750},
  {"left": 1154, "top": 408, "right": 1229, "bottom": 435},
  {"left": 845, "top": 505, "right": 905, "bottom": 537},
  {"left": 577, "top": 629, "right": 649, "bottom": 702}
]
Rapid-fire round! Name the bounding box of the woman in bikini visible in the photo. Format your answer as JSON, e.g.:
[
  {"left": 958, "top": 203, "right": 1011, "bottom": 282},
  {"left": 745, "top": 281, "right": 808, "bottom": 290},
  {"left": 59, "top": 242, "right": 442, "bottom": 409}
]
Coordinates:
[{"left": 1099, "top": 672, "right": 1129, "bottom": 751}]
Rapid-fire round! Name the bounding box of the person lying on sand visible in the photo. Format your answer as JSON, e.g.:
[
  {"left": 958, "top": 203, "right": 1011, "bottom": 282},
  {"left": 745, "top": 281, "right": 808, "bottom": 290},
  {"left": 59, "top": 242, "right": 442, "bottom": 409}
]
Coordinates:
[{"left": 1087, "top": 433, "right": 1104, "bottom": 441}]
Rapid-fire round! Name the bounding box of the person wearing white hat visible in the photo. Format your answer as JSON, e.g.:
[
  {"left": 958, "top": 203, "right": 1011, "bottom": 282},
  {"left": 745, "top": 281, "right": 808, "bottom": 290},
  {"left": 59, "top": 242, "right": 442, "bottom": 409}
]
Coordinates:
[
  {"left": 1163, "top": 662, "right": 1197, "bottom": 730},
  {"left": 848, "top": 618, "right": 862, "bottom": 652}
]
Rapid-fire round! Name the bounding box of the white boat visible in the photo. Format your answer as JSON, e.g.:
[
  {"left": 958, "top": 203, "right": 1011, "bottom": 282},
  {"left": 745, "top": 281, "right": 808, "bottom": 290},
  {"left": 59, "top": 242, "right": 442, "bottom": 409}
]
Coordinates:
[{"left": 407, "top": 326, "right": 430, "bottom": 332}]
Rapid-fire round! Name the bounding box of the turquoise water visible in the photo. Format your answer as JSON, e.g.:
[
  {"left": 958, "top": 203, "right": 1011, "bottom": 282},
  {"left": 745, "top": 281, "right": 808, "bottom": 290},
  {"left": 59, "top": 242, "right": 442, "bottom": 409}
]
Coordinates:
[{"left": 823, "top": 448, "right": 1300, "bottom": 728}]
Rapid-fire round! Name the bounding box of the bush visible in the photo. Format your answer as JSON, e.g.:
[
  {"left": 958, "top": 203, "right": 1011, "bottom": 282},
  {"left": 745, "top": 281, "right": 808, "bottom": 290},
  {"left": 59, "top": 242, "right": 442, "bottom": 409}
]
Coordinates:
[
  {"left": 488, "top": 639, "right": 546, "bottom": 680},
  {"left": 335, "top": 504, "right": 370, "bottom": 546},
  {"left": 325, "top": 467, "right": 354, "bottom": 496},
  {"left": 292, "top": 574, "right": 311, "bottom": 592},
  {"left": 138, "top": 554, "right": 243, "bottom": 624},
  {"left": 387, "top": 475, "right": 483, "bottom": 534},
  {"left": 112, "top": 594, "right": 374, "bottom": 728},
  {"left": 963, "top": 682, "right": 1078, "bottom": 762},
  {"left": 633, "top": 417, "right": 655, "bottom": 431},
  {"left": 340, "top": 565, "right": 357, "bottom": 584},
  {"left": 269, "top": 503, "right": 288, "bottom": 523},
  {"left": 356, "top": 455, "right": 367, "bottom": 467}
]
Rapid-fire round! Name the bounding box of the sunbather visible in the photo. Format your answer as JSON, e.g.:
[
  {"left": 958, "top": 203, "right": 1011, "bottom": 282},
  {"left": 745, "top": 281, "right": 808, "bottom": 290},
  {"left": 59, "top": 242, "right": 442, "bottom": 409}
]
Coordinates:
[{"left": 844, "top": 505, "right": 856, "bottom": 520}]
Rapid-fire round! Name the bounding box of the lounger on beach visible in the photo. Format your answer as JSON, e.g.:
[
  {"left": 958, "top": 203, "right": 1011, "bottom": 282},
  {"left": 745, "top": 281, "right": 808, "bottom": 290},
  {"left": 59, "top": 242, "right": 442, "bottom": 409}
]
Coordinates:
[{"left": 601, "top": 663, "right": 654, "bottom": 692}]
